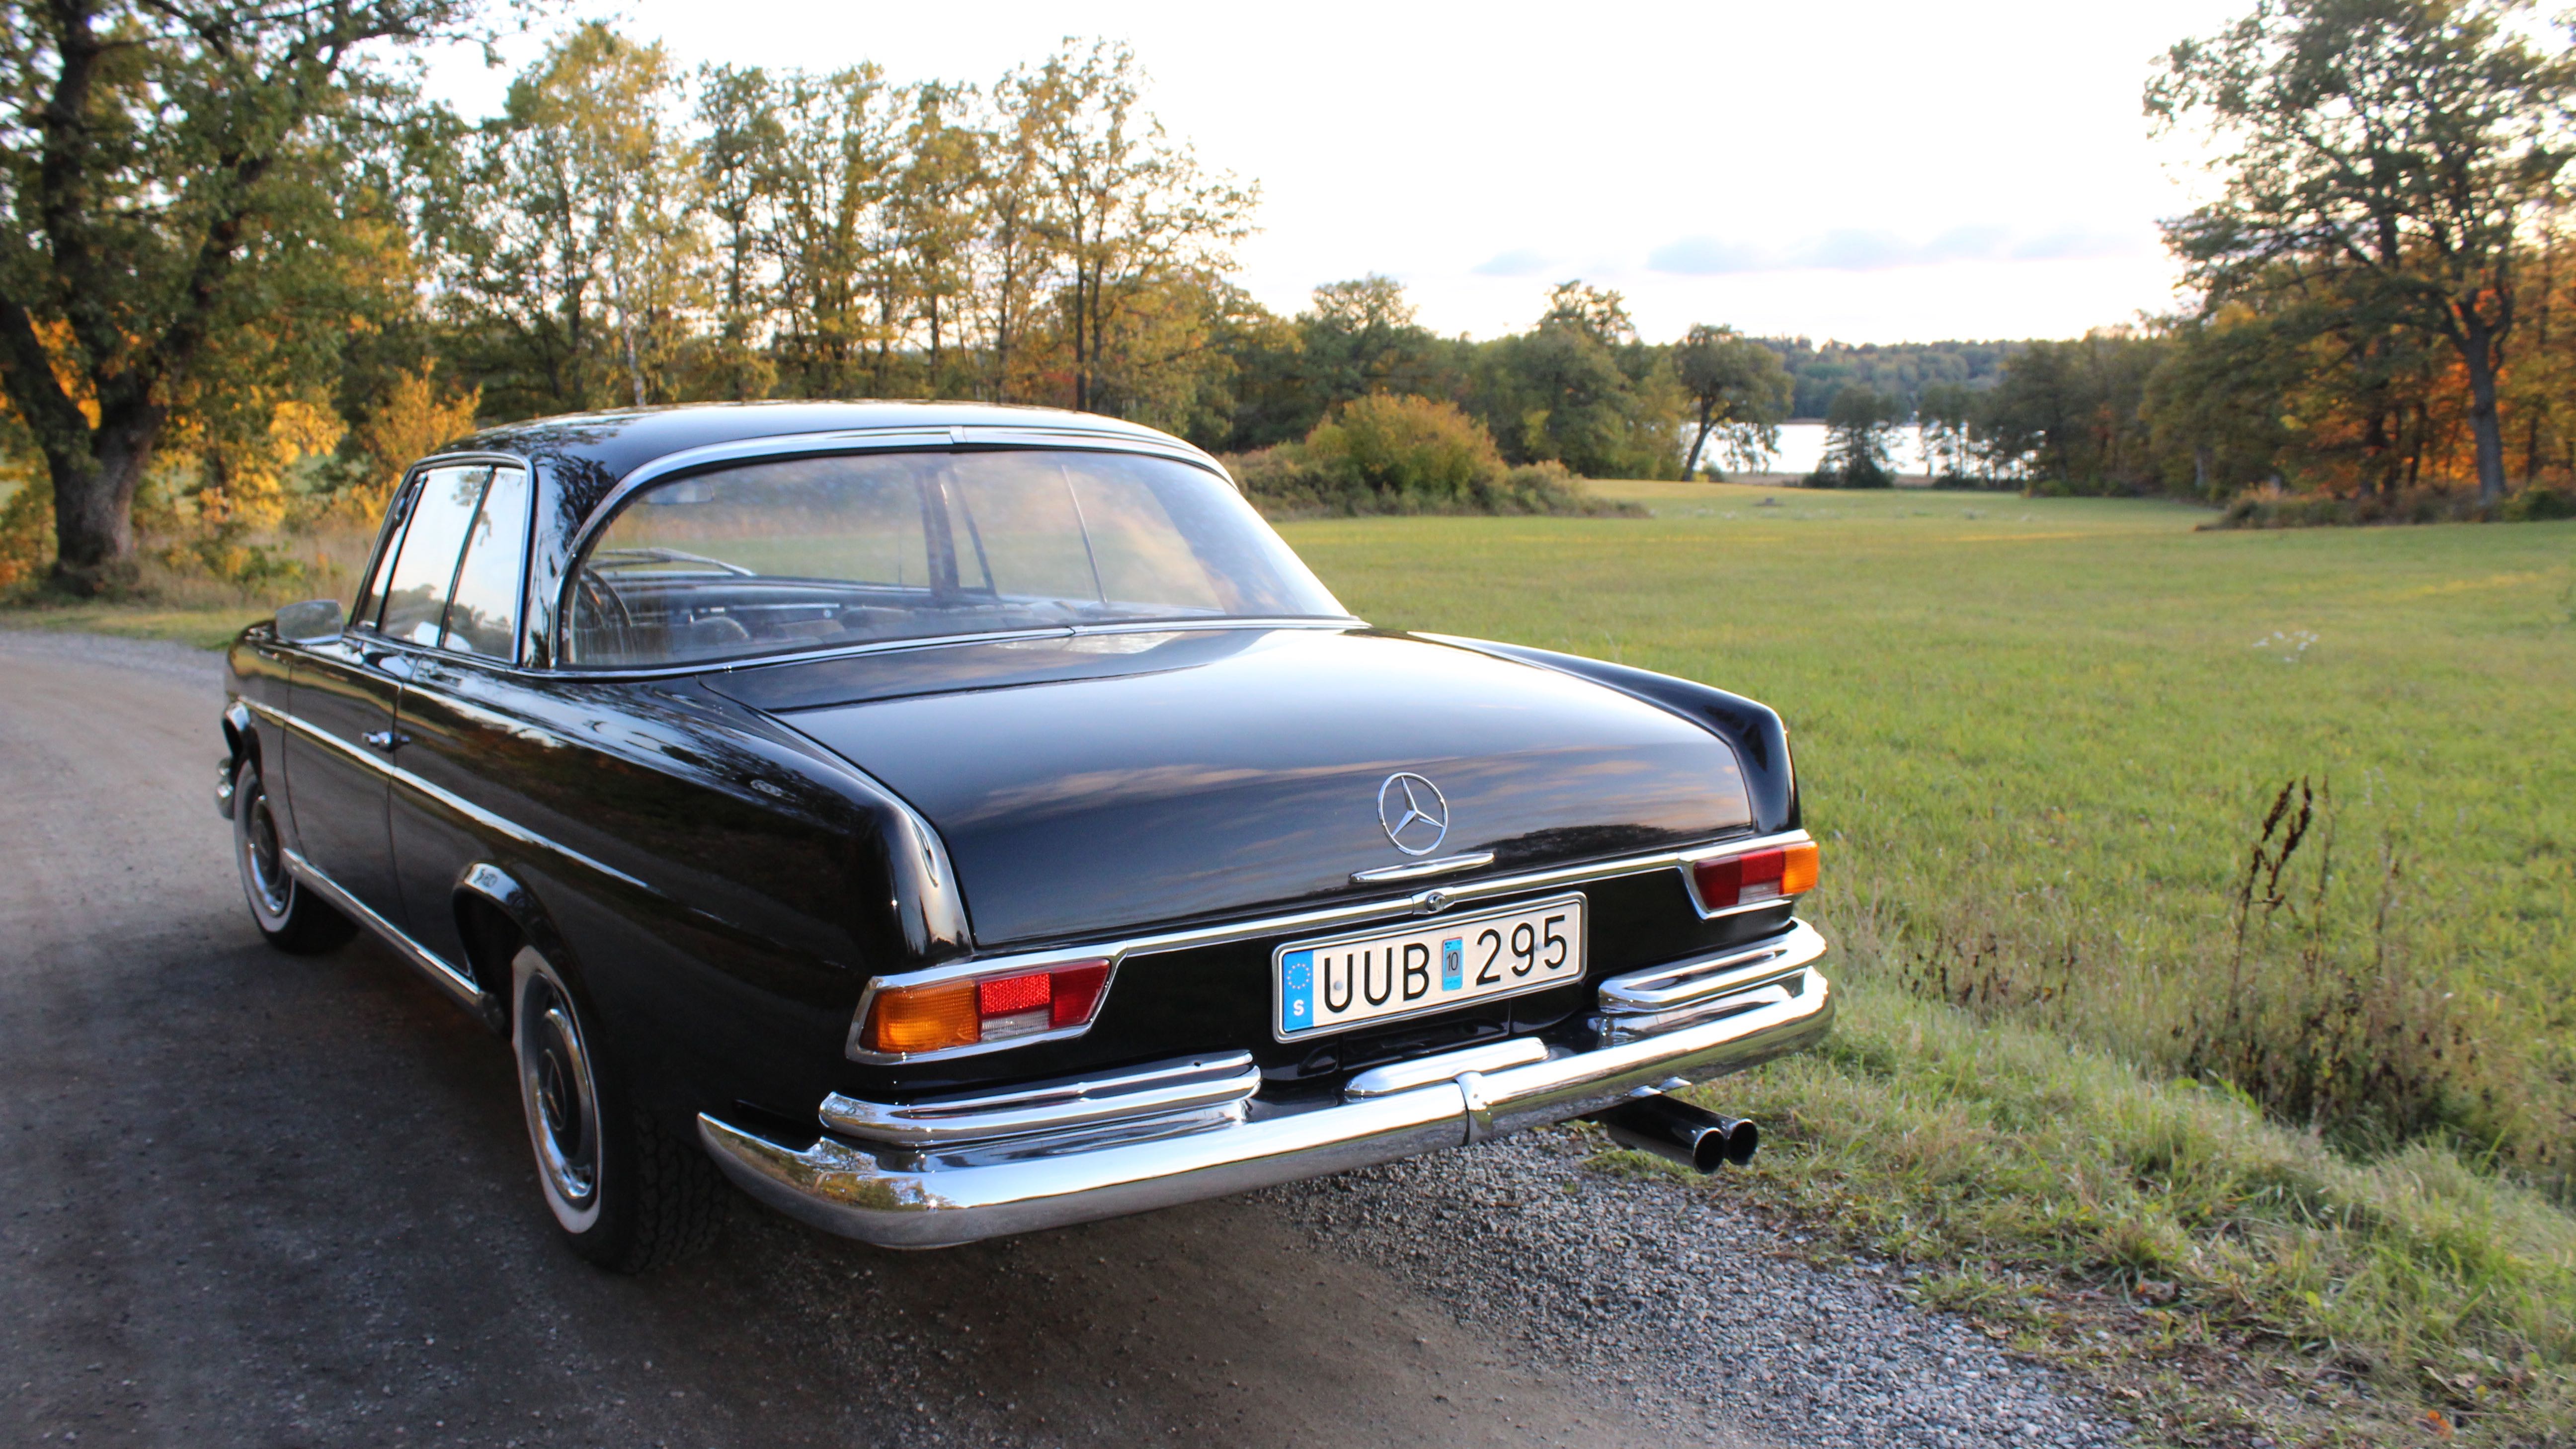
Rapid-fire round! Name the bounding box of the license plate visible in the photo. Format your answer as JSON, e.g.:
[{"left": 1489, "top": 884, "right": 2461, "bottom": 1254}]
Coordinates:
[{"left": 1274, "top": 894, "right": 1586, "bottom": 1038}]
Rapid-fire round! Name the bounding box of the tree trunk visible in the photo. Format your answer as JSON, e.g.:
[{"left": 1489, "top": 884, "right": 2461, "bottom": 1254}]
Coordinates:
[
  {"left": 2457, "top": 310, "right": 2508, "bottom": 504},
  {"left": 2361, "top": 403, "right": 2395, "bottom": 497},
  {"left": 1681, "top": 402, "right": 1714, "bottom": 478},
  {"left": 47, "top": 416, "right": 159, "bottom": 596}
]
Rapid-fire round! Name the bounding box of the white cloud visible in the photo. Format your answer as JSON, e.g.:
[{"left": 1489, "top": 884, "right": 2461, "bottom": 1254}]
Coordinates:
[
  {"left": 1645, "top": 225, "right": 2150, "bottom": 277},
  {"left": 1470, "top": 248, "right": 1561, "bottom": 278}
]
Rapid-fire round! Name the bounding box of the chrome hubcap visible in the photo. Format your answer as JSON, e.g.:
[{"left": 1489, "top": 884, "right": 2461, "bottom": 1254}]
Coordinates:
[
  {"left": 238, "top": 780, "right": 292, "bottom": 920},
  {"left": 517, "top": 969, "right": 601, "bottom": 1220}
]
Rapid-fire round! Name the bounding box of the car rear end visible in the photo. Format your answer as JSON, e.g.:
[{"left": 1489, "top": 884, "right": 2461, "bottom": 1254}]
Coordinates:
[{"left": 698, "top": 752, "right": 1831, "bottom": 1249}]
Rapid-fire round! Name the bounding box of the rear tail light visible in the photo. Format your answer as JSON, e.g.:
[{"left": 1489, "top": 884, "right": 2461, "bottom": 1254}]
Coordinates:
[
  {"left": 1691, "top": 839, "right": 1819, "bottom": 911},
  {"left": 862, "top": 959, "right": 1112, "bottom": 1055}
]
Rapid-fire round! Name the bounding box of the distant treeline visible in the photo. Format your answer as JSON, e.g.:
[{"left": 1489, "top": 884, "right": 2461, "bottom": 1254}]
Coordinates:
[{"left": 1755, "top": 339, "right": 2018, "bottom": 421}]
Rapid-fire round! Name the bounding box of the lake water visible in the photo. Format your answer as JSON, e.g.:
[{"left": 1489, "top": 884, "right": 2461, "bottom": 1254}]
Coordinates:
[{"left": 1726, "top": 421, "right": 1932, "bottom": 479}]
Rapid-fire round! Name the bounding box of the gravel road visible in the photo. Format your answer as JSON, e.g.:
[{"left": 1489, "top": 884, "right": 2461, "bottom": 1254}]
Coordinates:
[{"left": 0, "top": 628, "right": 2126, "bottom": 1448}]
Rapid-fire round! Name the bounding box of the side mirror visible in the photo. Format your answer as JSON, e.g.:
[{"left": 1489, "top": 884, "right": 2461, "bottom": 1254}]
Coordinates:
[{"left": 274, "top": 598, "right": 345, "bottom": 646}]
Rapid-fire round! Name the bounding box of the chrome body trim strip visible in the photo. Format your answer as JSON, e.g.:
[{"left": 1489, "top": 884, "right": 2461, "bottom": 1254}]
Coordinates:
[
  {"left": 819, "top": 1052, "right": 1260, "bottom": 1147},
  {"left": 1342, "top": 1037, "right": 1548, "bottom": 1098},
  {"left": 247, "top": 698, "right": 660, "bottom": 898},
  {"left": 1349, "top": 851, "right": 1496, "bottom": 885},
  {"left": 280, "top": 845, "right": 486, "bottom": 1011},
  {"left": 701, "top": 923, "right": 1832, "bottom": 1249},
  {"left": 845, "top": 828, "right": 1813, "bottom": 1065}
]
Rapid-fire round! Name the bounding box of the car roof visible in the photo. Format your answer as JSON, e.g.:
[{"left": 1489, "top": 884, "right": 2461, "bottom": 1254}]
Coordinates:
[{"left": 447, "top": 400, "right": 1207, "bottom": 496}]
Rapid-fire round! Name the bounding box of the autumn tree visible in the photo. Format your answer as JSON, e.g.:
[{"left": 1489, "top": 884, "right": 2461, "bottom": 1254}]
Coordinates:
[
  {"left": 694, "top": 65, "right": 781, "bottom": 401},
  {"left": 1009, "top": 42, "right": 1255, "bottom": 415},
  {"left": 1673, "top": 323, "right": 1792, "bottom": 476},
  {"left": 1812, "top": 385, "right": 1903, "bottom": 487},
  {"left": 2151, "top": 0, "right": 2576, "bottom": 503},
  {"left": 1471, "top": 282, "right": 1684, "bottom": 478},
  {"left": 436, "top": 25, "right": 706, "bottom": 416},
  {"left": 1915, "top": 381, "right": 1979, "bottom": 483},
  {"left": 0, "top": 0, "right": 485, "bottom": 592},
  {"left": 890, "top": 82, "right": 984, "bottom": 396}
]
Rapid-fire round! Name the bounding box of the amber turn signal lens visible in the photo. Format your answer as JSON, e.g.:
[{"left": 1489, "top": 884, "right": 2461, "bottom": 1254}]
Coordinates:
[
  {"left": 864, "top": 980, "right": 978, "bottom": 1054},
  {"left": 1781, "top": 840, "right": 1819, "bottom": 896}
]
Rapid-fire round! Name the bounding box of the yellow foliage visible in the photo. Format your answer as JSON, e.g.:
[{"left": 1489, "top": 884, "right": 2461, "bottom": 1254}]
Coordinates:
[
  {"left": 32, "top": 319, "right": 101, "bottom": 429},
  {"left": 188, "top": 395, "right": 348, "bottom": 531},
  {"left": 351, "top": 364, "right": 482, "bottom": 514},
  {"left": 0, "top": 479, "right": 55, "bottom": 588}
]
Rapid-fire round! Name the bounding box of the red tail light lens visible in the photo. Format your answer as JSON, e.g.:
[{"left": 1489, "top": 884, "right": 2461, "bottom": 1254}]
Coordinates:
[
  {"left": 1048, "top": 962, "right": 1111, "bottom": 1028},
  {"left": 863, "top": 958, "right": 1114, "bottom": 1055},
  {"left": 1691, "top": 840, "right": 1819, "bottom": 911},
  {"left": 976, "top": 971, "right": 1051, "bottom": 1018}
]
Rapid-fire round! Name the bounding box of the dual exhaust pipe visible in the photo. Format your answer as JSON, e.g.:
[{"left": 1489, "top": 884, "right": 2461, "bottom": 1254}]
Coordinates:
[{"left": 1592, "top": 1093, "right": 1758, "bottom": 1173}]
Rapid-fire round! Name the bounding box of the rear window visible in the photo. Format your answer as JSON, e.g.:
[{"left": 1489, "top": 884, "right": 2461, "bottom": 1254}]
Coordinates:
[{"left": 564, "top": 449, "right": 1345, "bottom": 667}]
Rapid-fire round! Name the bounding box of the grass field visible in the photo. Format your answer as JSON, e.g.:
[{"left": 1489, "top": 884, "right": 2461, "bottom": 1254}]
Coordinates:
[
  {"left": 11, "top": 481, "right": 2574, "bottom": 1443},
  {"left": 1281, "top": 482, "right": 2576, "bottom": 1446}
]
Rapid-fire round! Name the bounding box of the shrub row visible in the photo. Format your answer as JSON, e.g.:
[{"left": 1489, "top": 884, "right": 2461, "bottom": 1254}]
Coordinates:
[
  {"left": 1226, "top": 395, "right": 1641, "bottom": 518},
  {"left": 2203, "top": 483, "right": 2576, "bottom": 528}
]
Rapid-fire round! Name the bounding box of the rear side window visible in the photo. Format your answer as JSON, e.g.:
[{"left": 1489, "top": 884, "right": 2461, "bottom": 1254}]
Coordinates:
[
  {"left": 440, "top": 466, "right": 531, "bottom": 660},
  {"left": 378, "top": 465, "right": 492, "bottom": 645}
]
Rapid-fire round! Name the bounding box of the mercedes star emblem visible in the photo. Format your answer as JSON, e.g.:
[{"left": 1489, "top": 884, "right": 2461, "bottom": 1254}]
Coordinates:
[{"left": 1376, "top": 773, "right": 1450, "bottom": 857}]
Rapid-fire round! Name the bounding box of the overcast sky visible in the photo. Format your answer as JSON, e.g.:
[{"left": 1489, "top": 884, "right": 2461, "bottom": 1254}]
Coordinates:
[{"left": 420, "top": 0, "right": 2249, "bottom": 344}]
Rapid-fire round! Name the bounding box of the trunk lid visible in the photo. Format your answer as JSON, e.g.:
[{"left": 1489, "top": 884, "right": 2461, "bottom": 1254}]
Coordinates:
[{"left": 709, "top": 628, "right": 1751, "bottom": 947}]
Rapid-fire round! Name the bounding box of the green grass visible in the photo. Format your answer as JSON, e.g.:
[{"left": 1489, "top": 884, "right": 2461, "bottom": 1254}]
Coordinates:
[
  {"left": 0, "top": 599, "right": 271, "bottom": 650},
  {"left": 1279, "top": 481, "right": 2576, "bottom": 1445}
]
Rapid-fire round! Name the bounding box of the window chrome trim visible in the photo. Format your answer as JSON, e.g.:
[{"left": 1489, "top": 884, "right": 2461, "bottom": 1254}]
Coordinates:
[
  {"left": 356, "top": 452, "right": 539, "bottom": 661},
  {"left": 846, "top": 827, "right": 1814, "bottom": 1065},
  {"left": 521, "top": 616, "right": 1366, "bottom": 686},
  {"left": 549, "top": 429, "right": 1314, "bottom": 673}
]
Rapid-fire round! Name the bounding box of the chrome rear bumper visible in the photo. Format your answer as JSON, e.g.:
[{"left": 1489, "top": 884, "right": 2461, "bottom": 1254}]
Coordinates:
[{"left": 698, "top": 919, "right": 1831, "bottom": 1249}]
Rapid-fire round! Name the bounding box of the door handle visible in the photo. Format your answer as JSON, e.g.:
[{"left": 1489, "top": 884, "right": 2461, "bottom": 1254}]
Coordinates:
[{"left": 362, "top": 730, "right": 411, "bottom": 752}]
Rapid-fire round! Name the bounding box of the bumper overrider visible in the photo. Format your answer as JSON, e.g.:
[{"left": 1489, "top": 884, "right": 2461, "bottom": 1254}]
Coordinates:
[{"left": 698, "top": 919, "right": 1831, "bottom": 1248}]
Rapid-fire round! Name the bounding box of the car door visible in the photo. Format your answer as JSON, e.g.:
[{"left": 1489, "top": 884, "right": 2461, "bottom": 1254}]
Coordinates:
[
  {"left": 285, "top": 463, "right": 490, "bottom": 923},
  {"left": 388, "top": 463, "right": 534, "bottom": 970}
]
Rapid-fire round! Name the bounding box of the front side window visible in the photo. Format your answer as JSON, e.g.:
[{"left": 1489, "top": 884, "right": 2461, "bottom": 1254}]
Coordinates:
[
  {"left": 377, "top": 465, "right": 492, "bottom": 644},
  {"left": 566, "top": 449, "right": 1346, "bottom": 667}
]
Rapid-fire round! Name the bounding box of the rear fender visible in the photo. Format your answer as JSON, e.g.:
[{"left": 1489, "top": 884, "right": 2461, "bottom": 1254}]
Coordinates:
[
  {"left": 1417, "top": 635, "right": 1799, "bottom": 834},
  {"left": 453, "top": 862, "right": 576, "bottom": 1037}
]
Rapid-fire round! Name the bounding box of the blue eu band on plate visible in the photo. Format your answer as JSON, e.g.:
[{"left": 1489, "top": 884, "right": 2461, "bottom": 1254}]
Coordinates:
[{"left": 1273, "top": 894, "right": 1588, "bottom": 1039}]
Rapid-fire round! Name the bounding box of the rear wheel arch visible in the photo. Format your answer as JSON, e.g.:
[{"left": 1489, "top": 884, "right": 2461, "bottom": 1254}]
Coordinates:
[
  {"left": 453, "top": 863, "right": 572, "bottom": 1036},
  {"left": 222, "top": 699, "right": 258, "bottom": 773}
]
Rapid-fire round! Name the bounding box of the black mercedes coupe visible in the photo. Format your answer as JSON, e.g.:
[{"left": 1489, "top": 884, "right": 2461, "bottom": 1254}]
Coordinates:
[{"left": 216, "top": 402, "right": 1833, "bottom": 1269}]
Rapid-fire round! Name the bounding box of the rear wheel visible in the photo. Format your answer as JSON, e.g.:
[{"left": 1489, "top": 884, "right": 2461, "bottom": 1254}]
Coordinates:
[
  {"left": 510, "top": 946, "right": 726, "bottom": 1271},
  {"left": 232, "top": 758, "right": 356, "bottom": 954}
]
